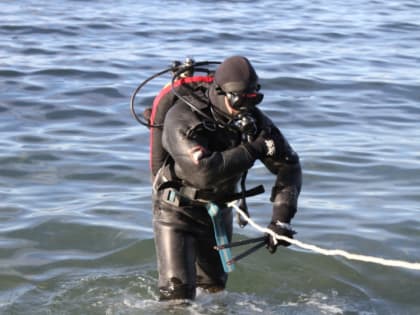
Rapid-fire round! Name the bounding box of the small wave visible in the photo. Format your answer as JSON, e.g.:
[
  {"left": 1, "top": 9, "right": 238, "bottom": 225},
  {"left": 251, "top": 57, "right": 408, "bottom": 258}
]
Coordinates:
[
  {"left": 265, "top": 77, "right": 323, "bottom": 91},
  {"left": 1, "top": 25, "right": 78, "bottom": 36},
  {"left": 85, "top": 23, "right": 114, "bottom": 30},
  {"left": 23, "top": 84, "right": 46, "bottom": 92},
  {"left": 63, "top": 87, "right": 124, "bottom": 97},
  {"left": 45, "top": 108, "right": 107, "bottom": 120},
  {"left": 21, "top": 48, "right": 57, "bottom": 55},
  {"left": 0, "top": 69, "right": 26, "bottom": 77},
  {"left": 0, "top": 168, "right": 28, "bottom": 179},
  {"left": 378, "top": 22, "right": 420, "bottom": 32},
  {"left": 91, "top": 119, "right": 127, "bottom": 127},
  {"left": 32, "top": 69, "right": 119, "bottom": 79}
]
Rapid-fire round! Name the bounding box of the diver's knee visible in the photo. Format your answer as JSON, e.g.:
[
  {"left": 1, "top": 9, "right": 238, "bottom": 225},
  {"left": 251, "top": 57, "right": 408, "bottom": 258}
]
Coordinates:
[{"left": 159, "top": 278, "right": 195, "bottom": 301}]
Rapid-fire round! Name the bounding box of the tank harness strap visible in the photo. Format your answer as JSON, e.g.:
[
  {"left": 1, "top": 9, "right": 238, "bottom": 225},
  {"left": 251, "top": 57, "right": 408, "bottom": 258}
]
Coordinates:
[
  {"left": 237, "top": 171, "right": 250, "bottom": 228},
  {"left": 158, "top": 181, "right": 264, "bottom": 205}
]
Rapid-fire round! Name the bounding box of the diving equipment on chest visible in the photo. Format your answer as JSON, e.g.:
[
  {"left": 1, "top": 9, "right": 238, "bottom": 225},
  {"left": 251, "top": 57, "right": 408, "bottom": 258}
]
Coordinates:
[
  {"left": 233, "top": 113, "right": 258, "bottom": 143},
  {"left": 186, "top": 120, "right": 242, "bottom": 152}
]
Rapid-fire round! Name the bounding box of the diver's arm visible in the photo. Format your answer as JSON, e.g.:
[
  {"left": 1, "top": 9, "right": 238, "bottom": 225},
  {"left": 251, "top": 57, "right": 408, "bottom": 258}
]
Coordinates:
[
  {"left": 256, "top": 112, "right": 302, "bottom": 224},
  {"left": 162, "top": 104, "right": 256, "bottom": 189}
]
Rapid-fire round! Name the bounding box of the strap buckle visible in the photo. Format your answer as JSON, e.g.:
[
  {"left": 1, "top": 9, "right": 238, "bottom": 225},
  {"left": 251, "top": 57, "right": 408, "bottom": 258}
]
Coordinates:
[{"left": 161, "top": 188, "right": 180, "bottom": 206}]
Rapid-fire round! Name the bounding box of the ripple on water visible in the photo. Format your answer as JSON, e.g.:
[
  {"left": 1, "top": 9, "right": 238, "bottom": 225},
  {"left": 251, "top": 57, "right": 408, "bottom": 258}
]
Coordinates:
[{"left": 32, "top": 69, "right": 119, "bottom": 80}]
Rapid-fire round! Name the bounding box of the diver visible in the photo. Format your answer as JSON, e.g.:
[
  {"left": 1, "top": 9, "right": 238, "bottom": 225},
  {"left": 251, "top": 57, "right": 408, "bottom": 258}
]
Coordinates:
[{"left": 135, "top": 56, "right": 302, "bottom": 300}]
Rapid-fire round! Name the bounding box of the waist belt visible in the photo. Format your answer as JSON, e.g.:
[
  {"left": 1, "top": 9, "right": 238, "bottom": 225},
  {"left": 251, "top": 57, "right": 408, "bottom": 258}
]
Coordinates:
[{"left": 158, "top": 180, "right": 265, "bottom": 205}]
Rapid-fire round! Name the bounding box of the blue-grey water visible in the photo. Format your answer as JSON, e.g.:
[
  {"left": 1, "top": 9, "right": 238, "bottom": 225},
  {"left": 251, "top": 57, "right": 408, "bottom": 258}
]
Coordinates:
[{"left": 1, "top": 0, "right": 420, "bottom": 314}]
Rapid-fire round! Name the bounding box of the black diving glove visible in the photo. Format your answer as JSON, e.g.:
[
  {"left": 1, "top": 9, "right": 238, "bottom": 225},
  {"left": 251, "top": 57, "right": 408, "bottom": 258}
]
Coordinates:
[
  {"left": 265, "top": 221, "right": 295, "bottom": 254},
  {"left": 245, "top": 130, "right": 276, "bottom": 159}
]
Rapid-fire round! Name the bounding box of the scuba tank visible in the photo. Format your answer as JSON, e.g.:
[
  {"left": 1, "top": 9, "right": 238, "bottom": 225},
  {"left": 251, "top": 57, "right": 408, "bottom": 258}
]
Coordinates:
[{"left": 130, "top": 58, "right": 220, "bottom": 176}]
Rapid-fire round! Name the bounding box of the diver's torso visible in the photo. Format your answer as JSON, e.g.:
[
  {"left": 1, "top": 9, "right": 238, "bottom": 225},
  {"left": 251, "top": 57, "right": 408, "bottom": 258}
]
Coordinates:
[{"left": 162, "top": 98, "right": 245, "bottom": 195}]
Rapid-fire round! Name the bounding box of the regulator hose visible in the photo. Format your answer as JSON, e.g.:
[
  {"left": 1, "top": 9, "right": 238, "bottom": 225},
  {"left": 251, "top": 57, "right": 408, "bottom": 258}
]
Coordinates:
[{"left": 130, "top": 59, "right": 220, "bottom": 128}]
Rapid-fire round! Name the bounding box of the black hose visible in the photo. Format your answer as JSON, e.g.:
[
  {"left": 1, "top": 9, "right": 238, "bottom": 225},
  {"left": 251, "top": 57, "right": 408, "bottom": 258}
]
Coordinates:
[
  {"left": 170, "top": 67, "right": 216, "bottom": 123},
  {"left": 130, "top": 60, "right": 221, "bottom": 128},
  {"left": 130, "top": 67, "right": 173, "bottom": 127}
]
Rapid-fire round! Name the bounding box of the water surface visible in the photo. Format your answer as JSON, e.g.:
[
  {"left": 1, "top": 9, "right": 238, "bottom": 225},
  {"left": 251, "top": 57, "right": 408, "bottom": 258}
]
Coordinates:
[{"left": 1, "top": 0, "right": 420, "bottom": 314}]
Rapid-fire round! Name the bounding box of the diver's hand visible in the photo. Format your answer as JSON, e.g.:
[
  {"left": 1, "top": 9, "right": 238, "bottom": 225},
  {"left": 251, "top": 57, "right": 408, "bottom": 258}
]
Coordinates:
[{"left": 265, "top": 221, "right": 295, "bottom": 253}]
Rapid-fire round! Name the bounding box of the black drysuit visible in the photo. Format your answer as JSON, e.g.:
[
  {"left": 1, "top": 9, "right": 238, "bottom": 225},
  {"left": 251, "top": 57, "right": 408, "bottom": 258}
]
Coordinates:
[{"left": 152, "top": 92, "right": 302, "bottom": 300}]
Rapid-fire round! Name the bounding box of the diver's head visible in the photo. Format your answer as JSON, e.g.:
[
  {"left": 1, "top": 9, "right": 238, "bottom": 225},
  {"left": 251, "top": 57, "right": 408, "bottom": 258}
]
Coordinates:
[{"left": 209, "top": 56, "right": 263, "bottom": 116}]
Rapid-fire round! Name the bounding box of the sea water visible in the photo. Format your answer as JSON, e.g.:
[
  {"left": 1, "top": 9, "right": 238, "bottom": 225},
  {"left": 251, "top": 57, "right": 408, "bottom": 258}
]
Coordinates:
[{"left": 1, "top": 0, "right": 420, "bottom": 314}]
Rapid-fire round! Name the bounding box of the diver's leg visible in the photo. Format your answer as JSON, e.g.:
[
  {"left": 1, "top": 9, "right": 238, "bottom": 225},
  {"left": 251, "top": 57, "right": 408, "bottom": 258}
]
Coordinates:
[{"left": 153, "top": 206, "right": 196, "bottom": 300}]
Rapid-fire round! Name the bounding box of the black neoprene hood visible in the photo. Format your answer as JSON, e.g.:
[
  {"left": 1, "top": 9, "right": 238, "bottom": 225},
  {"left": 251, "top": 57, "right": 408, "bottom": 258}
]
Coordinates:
[{"left": 214, "top": 56, "right": 259, "bottom": 93}]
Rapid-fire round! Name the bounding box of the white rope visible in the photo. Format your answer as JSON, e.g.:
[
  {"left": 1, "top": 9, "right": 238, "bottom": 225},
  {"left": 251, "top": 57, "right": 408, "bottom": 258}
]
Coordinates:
[{"left": 228, "top": 202, "right": 420, "bottom": 271}]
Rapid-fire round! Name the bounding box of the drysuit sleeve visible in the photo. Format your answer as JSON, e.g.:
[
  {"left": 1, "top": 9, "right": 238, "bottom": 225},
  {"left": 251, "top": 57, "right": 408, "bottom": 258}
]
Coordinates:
[
  {"left": 259, "top": 116, "right": 302, "bottom": 224},
  {"left": 161, "top": 104, "right": 257, "bottom": 189}
]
